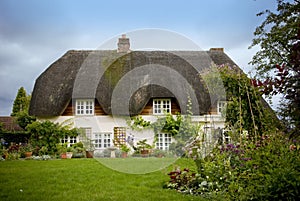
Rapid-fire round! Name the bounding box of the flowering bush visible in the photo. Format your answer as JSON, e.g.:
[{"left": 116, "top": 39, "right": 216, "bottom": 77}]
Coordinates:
[
  {"left": 165, "top": 167, "right": 196, "bottom": 194},
  {"left": 166, "top": 133, "right": 300, "bottom": 200}
]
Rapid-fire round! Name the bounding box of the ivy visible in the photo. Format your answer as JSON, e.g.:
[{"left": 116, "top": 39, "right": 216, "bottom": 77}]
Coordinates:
[
  {"left": 151, "top": 113, "right": 183, "bottom": 136},
  {"left": 127, "top": 116, "right": 151, "bottom": 130},
  {"left": 128, "top": 111, "right": 200, "bottom": 154}
]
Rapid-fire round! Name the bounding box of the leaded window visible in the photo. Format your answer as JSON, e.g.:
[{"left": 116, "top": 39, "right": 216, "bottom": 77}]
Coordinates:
[
  {"left": 156, "top": 133, "right": 172, "bottom": 150},
  {"left": 153, "top": 99, "right": 171, "bottom": 115},
  {"left": 94, "top": 132, "right": 112, "bottom": 148},
  {"left": 76, "top": 99, "right": 94, "bottom": 115}
]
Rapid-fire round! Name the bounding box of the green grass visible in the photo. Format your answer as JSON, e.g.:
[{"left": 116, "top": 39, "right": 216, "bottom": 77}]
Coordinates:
[
  {"left": 96, "top": 157, "right": 178, "bottom": 174},
  {"left": 0, "top": 158, "right": 204, "bottom": 201}
]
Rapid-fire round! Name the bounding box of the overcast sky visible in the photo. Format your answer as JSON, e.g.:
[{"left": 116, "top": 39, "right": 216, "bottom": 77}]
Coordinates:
[{"left": 0, "top": 0, "right": 278, "bottom": 116}]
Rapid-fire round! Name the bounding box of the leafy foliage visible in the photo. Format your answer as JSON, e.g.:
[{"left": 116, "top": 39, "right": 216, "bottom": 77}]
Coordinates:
[
  {"left": 134, "top": 139, "right": 152, "bottom": 153},
  {"left": 26, "top": 120, "right": 78, "bottom": 155},
  {"left": 78, "top": 128, "right": 95, "bottom": 151},
  {"left": 127, "top": 116, "right": 151, "bottom": 130},
  {"left": 166, "top": 133, "right": 300, "bottom": 200},
  {"left": 249, "top": 0, "right": 300, "bottom": 135},
  {"left": 16, "top": 111, "right": 36, "bottom": 129},
  {"left": 10, "top": 87, "right": 36, "bottom": 129},
  {"left": 151, "top": 113, "right": 183, "bottom": 137},
  {"left": 128, "top": 111, "right": 200, "bottom": 157},
  {"left": 223, "top": 68, "right": 279, "bottom": 136},
  {"left": 11, "top": 87, "right": 30, "bottom": 116},
  {"left": 203, "top": 65, "right": 280, "bottom": 138}
]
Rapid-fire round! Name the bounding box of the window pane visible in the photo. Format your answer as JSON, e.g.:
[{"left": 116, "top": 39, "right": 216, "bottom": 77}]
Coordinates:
[
  {"left": 76, "top": 99, "right": 94, "bottom": 115},
  {"left": 153, "top": 99, "right": 171, "bottom": 114}
]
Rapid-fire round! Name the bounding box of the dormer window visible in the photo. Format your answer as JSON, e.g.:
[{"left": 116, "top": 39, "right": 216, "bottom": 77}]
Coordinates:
[
  {"left": 153, "top": 99, "right": 171, "bottom": 115},
  {"left": 76, "top": 99, "right": 94, "bottom": 115},
  {"left": 217, "top": 101, "right": 227, "bottom": 115}
]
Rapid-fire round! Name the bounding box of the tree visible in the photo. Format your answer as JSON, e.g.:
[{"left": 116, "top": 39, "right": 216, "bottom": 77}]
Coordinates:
[
  {"left": 11, "top": 87, "right": 36, "bottom": 129},
  {"left": 11, "top": 87, "right": 30, "bottom": 116},
  {"left": 249, "top": 0, "right": 300, "bottom": 135}
]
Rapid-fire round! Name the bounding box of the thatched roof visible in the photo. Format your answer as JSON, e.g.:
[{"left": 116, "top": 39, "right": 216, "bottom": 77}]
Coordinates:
[{"left": 29, "top": 49, "right": 239, "bottom": 117}]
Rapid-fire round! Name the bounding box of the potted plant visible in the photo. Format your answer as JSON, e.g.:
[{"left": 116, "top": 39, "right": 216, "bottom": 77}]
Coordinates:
[
  {"left": 120, "top": 144, "right": 130, "bottom": 158},
  {"left": 23, "top": 143, "right": 33, "bottom": 158},
  {"left": 81, "top": 138, "right": 95, "bottom": 158},
  {"left": 66, "top": 146, "right": 73, "bottom": 159},
  {"left": 78, "top": 129, "right": 95, "bottom": 158},
  {"left": 72, "top": 142, "right": 85, "bottom": 158},
  {"left": 136, "top": 139, "right": 152, "bottom": 157},
  {"left": 0, "top": 145, "right": 8, "bottom": 159},
  {"left": 56, "top": 143, "right": 67, "bottom": 159},
  {"left": 152, "top": 149, "right": 166, "bottom": 158}
]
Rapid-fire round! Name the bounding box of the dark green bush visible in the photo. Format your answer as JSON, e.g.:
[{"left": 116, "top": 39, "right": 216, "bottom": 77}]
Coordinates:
[
  {"left": 26, "top": 120, "right": 79, "bottom": 155},
  {"left": 0, "top": 132, "right": 30, "bottom": 146}
]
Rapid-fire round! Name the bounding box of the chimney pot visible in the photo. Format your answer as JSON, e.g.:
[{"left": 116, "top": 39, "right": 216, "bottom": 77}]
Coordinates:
[{"left": 117, "top": 34, "right": 130, "bottom": 53}]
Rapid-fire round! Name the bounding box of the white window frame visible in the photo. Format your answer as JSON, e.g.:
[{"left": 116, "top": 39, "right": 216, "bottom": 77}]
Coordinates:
[
  {"left": 94, "top": 132, "right": 112, "bottom": 149},
  {"left": 153, "top": 99, "right": 171, "bottom": 115},
  {"left": 156, "top": 133, "right": 172, "bottom": 150},
  {"left": 217, "top": 101, "right": 227, "bottom": 115},
  {"left": 75, "top": 99, "right": 94, "bottom": 115},
  {"left": 61, "top": 136, "right": 78, "bottom": 146}
]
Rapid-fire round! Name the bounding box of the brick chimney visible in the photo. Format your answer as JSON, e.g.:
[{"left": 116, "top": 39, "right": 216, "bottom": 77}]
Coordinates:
[
  {"left": 117, "top": 34, "right": 130, "bottom": 53},
  {"left": 209, "top": 48, "right": 224, "bottom": 52}
]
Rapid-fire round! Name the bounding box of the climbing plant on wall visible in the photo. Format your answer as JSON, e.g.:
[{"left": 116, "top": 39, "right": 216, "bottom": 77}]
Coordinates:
[{"left": 203, "top": 64, "right": 281, "bottom": 139}]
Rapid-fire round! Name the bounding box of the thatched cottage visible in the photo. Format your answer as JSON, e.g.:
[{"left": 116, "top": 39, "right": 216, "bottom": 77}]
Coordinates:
[{"left": 29, "top": 35, "right": 238, "bottom": 152}]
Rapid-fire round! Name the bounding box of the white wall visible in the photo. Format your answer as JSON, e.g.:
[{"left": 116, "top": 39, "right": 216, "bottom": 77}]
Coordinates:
[{"left": 39, "top": 114, "right": 225, "bottom": 150}]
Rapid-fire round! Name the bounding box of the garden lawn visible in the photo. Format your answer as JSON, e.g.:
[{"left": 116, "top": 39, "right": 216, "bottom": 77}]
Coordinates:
[
  {"left": 0, "top": 158, "right": 203, "bottom": 201},
  {"left": 96, "top": 157, "right": 178, "bottom": 174}
]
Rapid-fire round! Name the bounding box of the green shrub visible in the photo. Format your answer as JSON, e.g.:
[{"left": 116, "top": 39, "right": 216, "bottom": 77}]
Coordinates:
[
  {"left": 235, "top": 134, "right": 300, "bottom": 200},
  {"left": 26, "top": 120, "right": 78, "bottom": 155},
  {"left": 166, "top": 133, "right": 300, "bottom": 200}
]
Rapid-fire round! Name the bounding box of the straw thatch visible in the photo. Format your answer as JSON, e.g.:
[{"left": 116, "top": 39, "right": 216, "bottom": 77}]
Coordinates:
[{"left": 29, "top": 49, "right": 239, "bottom": 116}]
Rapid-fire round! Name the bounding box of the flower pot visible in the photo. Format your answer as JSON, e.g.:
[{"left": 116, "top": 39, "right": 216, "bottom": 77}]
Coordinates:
[
  {"left": 86, "top": 151, "right": 94, "bottom": 158},
  {"left": 60, "top": 153, "right": 67, "bottom": 159},
  {"left": 66, "top": 152, "right": 73, "bottom": 159},
  {"left": 25, "top": 152, "right": 33, "bottom": 158},
  {"left": 141, "top": 150, "right": 149, "bottom": 157}
]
